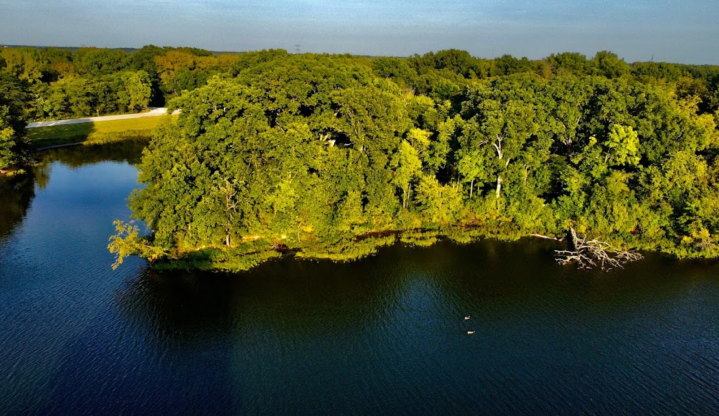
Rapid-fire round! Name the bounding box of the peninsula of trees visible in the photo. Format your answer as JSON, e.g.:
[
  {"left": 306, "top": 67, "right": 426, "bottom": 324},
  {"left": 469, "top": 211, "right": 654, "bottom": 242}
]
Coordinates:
[
  {"left": 107, "top": 48, "right": 719, "bottom": 271},
  {"left": 1, "top": 46, "right": 718, "bottom": 270}
]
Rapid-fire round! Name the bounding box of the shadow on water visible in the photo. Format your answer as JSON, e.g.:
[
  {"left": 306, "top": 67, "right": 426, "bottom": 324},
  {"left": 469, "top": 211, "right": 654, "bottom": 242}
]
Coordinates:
[
  {"left": 32, "top": 253, "right": 409, "bottom": 416},
  {"left": 28, "top": 264, "right": 236, "bottom": 416},
  {"left": 94, "top": 239, "right": 719, "bottom": 415},
  {"left": 0, "top": 174, "right": 36, "bottom": 243},
  {"left": 0, "top": 163, "right": 50, "bottom": 249},
  {"left": 3, "top": 138, "right": 719, "bottom": 415},
  {"left": 112, "top": 239, "right": 615, "bottom": 345},
  {"left": 38, "top": 140, "right": 146, "bottom": 168},
  {"left": 113, "top": 255, "right": 405, "bottom": 344}
]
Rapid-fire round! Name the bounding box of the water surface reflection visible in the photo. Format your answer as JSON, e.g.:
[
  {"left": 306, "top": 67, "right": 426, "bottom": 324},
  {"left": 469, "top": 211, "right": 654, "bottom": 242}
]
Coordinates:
[
  {"left": 110, "top": 240, "right": 719, "bottom": 416},
  {"left": 1, "top": 143, "right": 719, "bottom": 415}
]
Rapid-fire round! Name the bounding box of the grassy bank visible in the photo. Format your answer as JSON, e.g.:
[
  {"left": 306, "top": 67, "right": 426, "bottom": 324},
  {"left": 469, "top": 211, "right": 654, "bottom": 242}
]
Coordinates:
[{"left": 27, "top": 117, "right": 165, "bottom": 149}]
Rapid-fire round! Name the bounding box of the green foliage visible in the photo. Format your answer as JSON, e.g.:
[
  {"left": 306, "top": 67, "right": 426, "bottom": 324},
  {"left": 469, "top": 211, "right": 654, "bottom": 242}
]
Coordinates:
[
  {"left": 296, "top": 235, "right": 397, "bottom": 262},
  {"left": 399, "top": 230, "right": 439, "bottom": 247},
  {"left": 101, "top": 50, "right": 719, "bottom": 271},
  {"left": 117, "top": 70, "right": 153, "bottom": 111},
  {"left": 589, "top": 51, "right": 631, "bottom": 79},
  {"left": 0, "top": 48, "right": 43, "bottom": 83},
  {"left": 108, "top": 220, "right": 167, "bottom": 269},
  {"left": 415, "top": 174, "right": 463, "bottom": 223},
  {"left": 0, "top": 71, "right": 29, "bottom": 169},
  {"left": 154, "top": 249, "right": 282, "bottom": 272},
  {"left": 7, "top": 47, "right": 715, "bottom": 268},
  {"left": 0, "top": 119, "right": 19, "bottom": 168},
  {"left": 606, "top": 124, "right": 641, "bottom": 166},
  {"left": 74, "top": 48, "right": 131, "bottom": 77},
  {"left": 392, "top": 140, "right": 422, "bottom": 208},
  {"left": 546, "top": 52, "right": 588, "bottom": 76},
  {"left": 39, "top": 70, "right": 154, "bottom": 119}
]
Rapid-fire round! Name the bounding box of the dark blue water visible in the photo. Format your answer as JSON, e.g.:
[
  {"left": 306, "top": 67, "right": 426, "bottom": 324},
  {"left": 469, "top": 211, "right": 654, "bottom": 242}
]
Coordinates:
[{"left": 1, "top": 143, "right": 719, "bottom": 415}]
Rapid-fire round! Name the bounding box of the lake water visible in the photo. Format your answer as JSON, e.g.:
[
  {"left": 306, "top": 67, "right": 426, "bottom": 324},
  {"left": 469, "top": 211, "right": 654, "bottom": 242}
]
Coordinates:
[{"left": 1, "top": 143, "right": 719, "bottom": 415}]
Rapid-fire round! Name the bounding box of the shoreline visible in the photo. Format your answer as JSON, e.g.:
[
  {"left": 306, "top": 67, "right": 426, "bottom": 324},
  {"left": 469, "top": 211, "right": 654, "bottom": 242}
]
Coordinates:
[{"left": 131, "top": 223, "right": 704, "bottom": 273}]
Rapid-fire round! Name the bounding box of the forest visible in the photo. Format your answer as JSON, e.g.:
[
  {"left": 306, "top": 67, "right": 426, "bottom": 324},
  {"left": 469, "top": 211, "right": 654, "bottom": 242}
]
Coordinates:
[
  {"left": 0, "top": 45, "right": 242, "bottom": 169},
  {"left": 1, "top": 46, "right": 719, "bottom": 270}
]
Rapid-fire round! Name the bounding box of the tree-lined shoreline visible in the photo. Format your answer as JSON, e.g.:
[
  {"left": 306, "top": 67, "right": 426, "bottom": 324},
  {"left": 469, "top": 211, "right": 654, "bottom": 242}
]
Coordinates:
[
  {"left": 2, "top": 46, "right": 718, "bottom": 271},
  {"left": 99, "top": 49, "right": 719, "bottom": 271}
]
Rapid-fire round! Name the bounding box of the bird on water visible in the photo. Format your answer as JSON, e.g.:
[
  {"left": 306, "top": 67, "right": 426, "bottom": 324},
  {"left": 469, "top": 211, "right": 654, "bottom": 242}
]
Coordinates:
[
  {"left": 467, "top": 330, "right": 475, "bottom": 335},
  {"left": 464, "top": 316, "right": 471, "bottom": 320}
]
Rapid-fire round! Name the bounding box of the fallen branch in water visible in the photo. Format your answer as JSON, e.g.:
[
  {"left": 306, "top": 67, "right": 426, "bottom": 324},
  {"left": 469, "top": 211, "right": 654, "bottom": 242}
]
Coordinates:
[
  {"left": 555, "top": 228, "right": 643, "bottom": 271},
  {"left": 530, "top": 233, "right": 561, "bottom": 241}
]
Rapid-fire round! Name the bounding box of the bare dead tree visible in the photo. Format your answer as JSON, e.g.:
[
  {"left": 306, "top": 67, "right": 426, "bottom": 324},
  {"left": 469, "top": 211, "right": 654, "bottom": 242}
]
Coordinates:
[{"left": 555, "top": 228, "right": 643, "bottom": 271}]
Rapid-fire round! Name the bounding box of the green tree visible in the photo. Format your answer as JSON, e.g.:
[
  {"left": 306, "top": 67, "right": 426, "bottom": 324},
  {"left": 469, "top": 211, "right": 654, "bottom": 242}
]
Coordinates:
[
  {"left": 118, "top": 71, "right": 152, "bottom": 111},
  {"left": 391, "top": 140, "right": 422, "bottom": 209},
  {"left": 106, "top": 50, "right": 719, "bottom": 270},
  {"left": 0, "top": 72, "right": 29, "bottom": 169},
  {"left": 589, "top": 51, "right": 630, "bottom": 79}
]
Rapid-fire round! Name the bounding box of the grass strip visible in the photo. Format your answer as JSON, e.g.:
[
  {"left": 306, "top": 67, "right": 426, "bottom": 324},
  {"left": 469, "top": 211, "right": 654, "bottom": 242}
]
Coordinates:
[{"left": 27, "top": 116, "right": 165, "bottom": 149}]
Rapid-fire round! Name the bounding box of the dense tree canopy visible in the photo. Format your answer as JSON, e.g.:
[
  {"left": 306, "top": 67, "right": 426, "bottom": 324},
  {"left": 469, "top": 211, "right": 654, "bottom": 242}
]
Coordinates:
[
  {"left": 2, "top": 46, "right": 719, "bottom": 264},
  {"left": 0, "top": 72, "right": 29, "bottom": 170},
  {"left": 106, "top": 51, "right": 719, "bottom": 271}
]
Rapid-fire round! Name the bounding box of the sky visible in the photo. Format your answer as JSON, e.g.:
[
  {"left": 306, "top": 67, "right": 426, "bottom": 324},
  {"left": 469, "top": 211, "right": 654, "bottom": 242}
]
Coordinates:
[{"left": 1, "top": 0, "right": 718, "bottom": 64}]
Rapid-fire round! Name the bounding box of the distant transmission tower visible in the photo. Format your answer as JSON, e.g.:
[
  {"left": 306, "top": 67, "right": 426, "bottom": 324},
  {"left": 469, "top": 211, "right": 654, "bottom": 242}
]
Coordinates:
[{"left": 295, "top": 44, "right": 301, "bottom": 54}]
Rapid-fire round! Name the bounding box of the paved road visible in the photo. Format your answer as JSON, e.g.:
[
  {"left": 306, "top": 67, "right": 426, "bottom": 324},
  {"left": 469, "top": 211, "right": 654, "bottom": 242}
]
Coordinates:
[{"left": 27, "top": 107, "right": 178, "bottom": 128}]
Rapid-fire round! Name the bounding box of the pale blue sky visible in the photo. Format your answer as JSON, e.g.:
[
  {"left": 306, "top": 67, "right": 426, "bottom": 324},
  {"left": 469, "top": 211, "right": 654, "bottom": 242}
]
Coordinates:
[{"left": 1, "top": 0, "right": 718, "bottom": 63}]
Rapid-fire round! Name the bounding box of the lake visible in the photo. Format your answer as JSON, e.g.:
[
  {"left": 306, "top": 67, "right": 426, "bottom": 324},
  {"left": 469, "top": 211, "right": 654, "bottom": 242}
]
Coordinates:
[{"left": 1, "top": 143, "right": 718, "bottom": 415}]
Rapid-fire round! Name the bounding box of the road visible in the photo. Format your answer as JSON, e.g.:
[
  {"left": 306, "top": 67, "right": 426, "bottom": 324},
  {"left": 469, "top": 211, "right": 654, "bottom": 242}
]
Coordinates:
[{"left": 27, "top": 107, "right": 178, "bottom": 128}]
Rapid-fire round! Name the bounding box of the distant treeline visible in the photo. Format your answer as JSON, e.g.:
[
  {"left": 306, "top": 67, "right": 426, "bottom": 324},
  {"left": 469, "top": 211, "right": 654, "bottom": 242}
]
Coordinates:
[
  {"left": 0, "top": 45, "right": 239, "bottom": 119},
  {"left": 97, "top": 49, "right": 719, "bottom": 271},
  {"left": 2, "top": 46, "right": 719, "bottom": 170},
  {"left": 2, "top": 46, "right": 718, "bottom": 122}
]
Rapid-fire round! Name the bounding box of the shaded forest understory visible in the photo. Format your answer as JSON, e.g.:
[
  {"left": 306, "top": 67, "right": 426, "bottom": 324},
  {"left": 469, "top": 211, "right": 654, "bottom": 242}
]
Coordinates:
[{"left": 1, "top": 46, "right": 718, "bottom": 270}]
